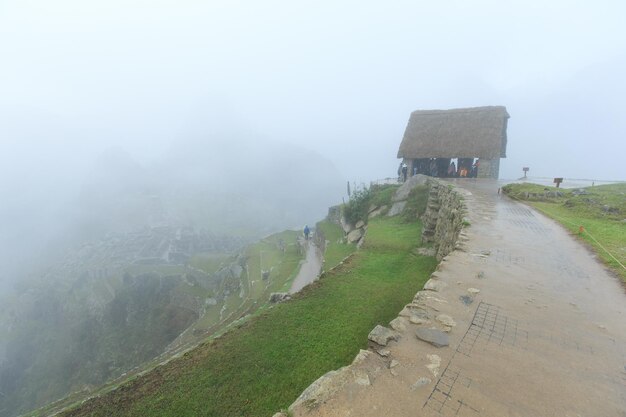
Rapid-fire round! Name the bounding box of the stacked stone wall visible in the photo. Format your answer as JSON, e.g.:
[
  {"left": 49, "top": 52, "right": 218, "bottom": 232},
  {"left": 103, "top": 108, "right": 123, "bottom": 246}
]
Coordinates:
[{"left": 420, "top": 179, "right": 466, "bottom": 260}]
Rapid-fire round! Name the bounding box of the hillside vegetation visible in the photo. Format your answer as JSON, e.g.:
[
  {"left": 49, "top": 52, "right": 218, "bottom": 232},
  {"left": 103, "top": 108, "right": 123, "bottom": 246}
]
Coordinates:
[
  {"left": 54, "top": 206, "right": 436, "bottom": 416},
  {"left": 15, "top": 229, "right": 304, "bottom": 417},
  {"left": 502, "top": 182, "right": 626, "bottom": 282}
]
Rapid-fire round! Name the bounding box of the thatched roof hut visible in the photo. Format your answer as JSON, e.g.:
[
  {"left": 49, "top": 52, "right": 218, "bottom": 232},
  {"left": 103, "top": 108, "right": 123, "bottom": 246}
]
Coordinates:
[{"left": 397, "top": 106, "right": 509, "bottom": 159}]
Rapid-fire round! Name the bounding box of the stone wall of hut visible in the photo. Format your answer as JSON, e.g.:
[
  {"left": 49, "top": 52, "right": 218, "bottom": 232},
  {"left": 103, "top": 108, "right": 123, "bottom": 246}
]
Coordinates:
[
  {"left": 477, "top": 158, "right": 500, "bottom": 179},
  {"left": 420, "top": 180, "right": 466, "bottom": 260}
]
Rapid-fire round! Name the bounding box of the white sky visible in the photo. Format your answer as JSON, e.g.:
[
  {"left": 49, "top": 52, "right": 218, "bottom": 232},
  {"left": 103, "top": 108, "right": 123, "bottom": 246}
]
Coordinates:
[{"left": 1, "top": 0, "right": 626, "bottom": 183}]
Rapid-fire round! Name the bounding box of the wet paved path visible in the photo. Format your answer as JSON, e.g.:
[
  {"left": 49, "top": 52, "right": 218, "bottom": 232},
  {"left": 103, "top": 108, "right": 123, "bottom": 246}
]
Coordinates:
[
  {"left": 292, "top": 179, "right": 626, "bottom": 417},
  {"left": 290, "top": 238, "right": 322, "bottom": 294}
]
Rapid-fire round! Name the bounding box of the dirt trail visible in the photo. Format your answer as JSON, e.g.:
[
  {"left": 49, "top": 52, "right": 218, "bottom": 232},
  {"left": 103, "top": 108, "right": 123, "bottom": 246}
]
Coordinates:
[
  {"left": 292, "top": 179, "right": 626, "bottom": 417},
  {"left": 290, "top": 238, "right": 323, "bottom": 294}
]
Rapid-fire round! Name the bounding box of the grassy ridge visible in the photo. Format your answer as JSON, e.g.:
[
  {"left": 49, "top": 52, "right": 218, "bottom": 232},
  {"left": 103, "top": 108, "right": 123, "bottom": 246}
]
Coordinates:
[
  {"left": 503, "top": 183, "right": 626, "bottom": 282},
  {"left": 60, "top": 216, "right": 437, "bottom": 417}
]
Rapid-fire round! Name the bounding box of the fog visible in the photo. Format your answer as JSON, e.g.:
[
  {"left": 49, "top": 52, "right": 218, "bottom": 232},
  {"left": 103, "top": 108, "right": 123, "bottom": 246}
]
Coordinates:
[
  {"left": 1, "top": 2, "right": 626, "bottom": 414},
  {"left": 1, "top": 0, "right": 625, "bottom": 281}
]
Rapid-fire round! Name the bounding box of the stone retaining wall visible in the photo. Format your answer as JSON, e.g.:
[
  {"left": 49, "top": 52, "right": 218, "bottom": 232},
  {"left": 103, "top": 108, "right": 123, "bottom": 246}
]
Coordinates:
[
  {"left": 421, "top": 179, "right": 466, "bottom": 260},
  {"left": 275, "top": 177, "right": 467, "bottom": 417}
]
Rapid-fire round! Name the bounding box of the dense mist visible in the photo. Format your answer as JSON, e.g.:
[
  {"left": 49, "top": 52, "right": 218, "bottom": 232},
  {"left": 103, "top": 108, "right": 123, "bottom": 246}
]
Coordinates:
[
  {"left": 1, "top": 0, "right": 626, "bottom": 415},
  {"left": 0, "top": 135, "right": 343, "bottom": 289}
]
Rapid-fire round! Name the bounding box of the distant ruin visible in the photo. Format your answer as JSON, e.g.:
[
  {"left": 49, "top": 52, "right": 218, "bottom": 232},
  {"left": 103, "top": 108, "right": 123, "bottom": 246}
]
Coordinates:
[{"left": 397, "top": 106, "right": 509, "bottom": 179}]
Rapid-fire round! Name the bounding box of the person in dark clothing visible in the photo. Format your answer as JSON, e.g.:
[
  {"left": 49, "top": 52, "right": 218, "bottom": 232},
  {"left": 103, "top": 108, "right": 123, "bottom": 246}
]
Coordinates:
[
  {"left": 303, "top": 225, "right": 310, "bottom": 240},
  {"left": 401, "top": 163, "right": 408, "bottom": 182}
]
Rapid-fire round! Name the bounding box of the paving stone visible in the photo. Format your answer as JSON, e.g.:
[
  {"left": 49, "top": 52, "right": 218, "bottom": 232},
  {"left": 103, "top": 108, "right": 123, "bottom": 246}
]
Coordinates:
[
  {"left": 459, "top": 295, "right": 474, "bottom": 305},
  {"left": 415, "top": 328, "right": 449, "bottom": 348}
]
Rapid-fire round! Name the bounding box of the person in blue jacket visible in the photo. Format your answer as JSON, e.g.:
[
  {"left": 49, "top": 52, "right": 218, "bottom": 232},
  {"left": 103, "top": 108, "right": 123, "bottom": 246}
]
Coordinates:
[{"left": 303, "top": 225, "right": 310, "bottom": 240}]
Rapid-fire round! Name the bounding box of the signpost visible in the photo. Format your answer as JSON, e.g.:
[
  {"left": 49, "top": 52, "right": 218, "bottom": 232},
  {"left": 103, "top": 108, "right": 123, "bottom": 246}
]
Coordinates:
[
  {"left": 553, "top": 177, "right": 564, "bottom": 188},
  {"left": 522, "top": 167, "right": 529, "bottom": 178}
]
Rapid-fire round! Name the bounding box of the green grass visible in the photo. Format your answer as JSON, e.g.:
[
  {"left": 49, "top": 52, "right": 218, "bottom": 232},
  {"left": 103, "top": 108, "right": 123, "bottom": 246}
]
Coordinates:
[
  {"left": 503, "top": 182, "right": 626, "bottom": 282},
  {"left": 189, "top": 253, "right": 230, "bottom": 275},
  {"left": 59, "top": 216, "right": 437, "bottom": 417},
  {"left": 316, "top": 220, "right": 356, "bottom": 270},
  {"left": 370, "top": 184, "right": 399, "bottom": 207},
  {"left": 401, "top": 185, "right": 429, "bottom": 223}
]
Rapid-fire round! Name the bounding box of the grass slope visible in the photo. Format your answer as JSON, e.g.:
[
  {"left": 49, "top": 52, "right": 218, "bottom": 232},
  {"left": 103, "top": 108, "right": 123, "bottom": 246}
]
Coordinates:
[
  {"left": 59, "top": 216, "right": 437, "bottom": 417},
  {"left": 503, "top": 182, "right": 626, "bottom": 282},
  {"left": 315, "top": 219, "right": 356, "bottom": 270}
]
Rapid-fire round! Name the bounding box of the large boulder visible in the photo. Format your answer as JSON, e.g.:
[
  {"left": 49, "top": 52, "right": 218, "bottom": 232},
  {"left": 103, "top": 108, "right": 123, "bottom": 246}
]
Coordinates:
[
  {"left": 387, "top": 201, "right": 407, "bottom": 217},
  {"left": 347, "top": 228, "right": 364, "bottom": 243},
  {"left": 392, "top": 174, "right": 429, "bottom": 202}
]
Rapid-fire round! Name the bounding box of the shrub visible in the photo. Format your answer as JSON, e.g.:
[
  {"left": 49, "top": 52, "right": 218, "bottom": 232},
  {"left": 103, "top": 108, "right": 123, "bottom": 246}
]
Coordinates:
[{"left": 343, "top": 187, "right": 372, "bottom": 225}]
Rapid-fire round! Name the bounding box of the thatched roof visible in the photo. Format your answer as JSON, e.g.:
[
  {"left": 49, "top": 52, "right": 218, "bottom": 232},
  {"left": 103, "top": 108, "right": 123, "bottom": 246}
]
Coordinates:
[{"left": 397, "top": 106, "right": 509, "bottom": 159}]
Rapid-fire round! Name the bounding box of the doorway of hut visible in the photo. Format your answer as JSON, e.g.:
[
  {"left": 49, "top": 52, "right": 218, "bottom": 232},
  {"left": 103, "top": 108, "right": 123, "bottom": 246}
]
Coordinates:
[{"left": 408, "top": 157, "right": 479, "bottom": 178}]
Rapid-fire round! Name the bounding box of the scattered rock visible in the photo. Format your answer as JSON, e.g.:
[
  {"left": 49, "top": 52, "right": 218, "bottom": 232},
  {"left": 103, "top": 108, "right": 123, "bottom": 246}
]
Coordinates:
[
  {"left": 355, "top": 220, "right": 365, "bottom": 229},
  {"left": 377, "top": 349, "right": 391, "bottom": 357},
  {"left": 459, "top": 295, "right": 474, "bottom": 305},
  {"left": 347, "top": 228, "right": 364, "bottom": 243},
  {"left": 390, "top": 317, "right": 408, "bottom": 332},
  {"left": 424, "top": 279, "right": 448, "bottom": 292},
  {"left": 368, "top": 325, "right": 399, "bottom": 346},
  {"left": 389, "top": 360, "right": 400, "bottom": 369},
  {"left": 269, "top": 292, "right": 291, "bottom": 303},
  {"left": 415, "top": 328, "right": 449, "bottom": 348},
  {"left": 481, "top": 250, "right": 491, "bottom": 256},
  {"left": 390, "top": 368, "right": 399, "bottom": 377},
  {"left": 387, "top": 201, "right": 407, "bottom": 217},
  {"left": 467, "top": 288, "right": 480, "bottom": 295},
  {"left": 411, "top": 377, "right": 432, "bottom": 390},
  {"left": 272, "top": 412, "right": 288, "bottom": 417},
  {"left": 436, "top": 314, "right": 456, "bottom": 327},
  {"left": 476, "top": 271, "right": 485, "bottom": 279}
]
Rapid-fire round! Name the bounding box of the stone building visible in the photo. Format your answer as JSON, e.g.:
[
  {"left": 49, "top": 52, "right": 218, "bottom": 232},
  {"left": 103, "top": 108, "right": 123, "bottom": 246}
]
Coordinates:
[{"left": 397, "top": 106, "right": 509, "bottom": 179}]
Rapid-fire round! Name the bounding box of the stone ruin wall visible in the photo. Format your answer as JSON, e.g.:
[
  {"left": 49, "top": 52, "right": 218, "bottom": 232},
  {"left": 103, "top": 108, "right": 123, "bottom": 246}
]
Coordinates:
[{"left": 421, "top": 179, "right": 466, "bottom": 260}]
